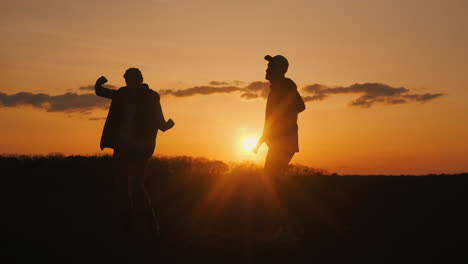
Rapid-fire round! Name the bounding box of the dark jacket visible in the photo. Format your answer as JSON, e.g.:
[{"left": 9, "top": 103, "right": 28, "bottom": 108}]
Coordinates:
[
  {"left": 100, "top": 86, "right": 165, "bottom": 158},
  {"left": 263, "top": 78, "right": 305, "bottom": 153}
]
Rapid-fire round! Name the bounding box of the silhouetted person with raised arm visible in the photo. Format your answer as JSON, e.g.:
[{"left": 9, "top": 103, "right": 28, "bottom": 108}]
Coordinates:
[
  {"left": 254, "top": 55, "right": 305, "bottom": 177},
  {"left": 94, "top": 68, "right": 174, "bottom": 255}
]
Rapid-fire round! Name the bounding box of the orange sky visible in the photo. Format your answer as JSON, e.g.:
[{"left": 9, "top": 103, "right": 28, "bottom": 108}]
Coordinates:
[{"left": 1, "top": 0, "right": 468, "bottom": 175}]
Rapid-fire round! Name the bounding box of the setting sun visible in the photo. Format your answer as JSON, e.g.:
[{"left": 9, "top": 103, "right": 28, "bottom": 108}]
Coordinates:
[{"left": 242, "top": 137, "right": 257, "bottom": 152}]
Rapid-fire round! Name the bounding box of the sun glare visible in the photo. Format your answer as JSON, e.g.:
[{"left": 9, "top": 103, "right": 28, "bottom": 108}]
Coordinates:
[{"left": 242, "top": 137, "right": 257, "bottom": 152}]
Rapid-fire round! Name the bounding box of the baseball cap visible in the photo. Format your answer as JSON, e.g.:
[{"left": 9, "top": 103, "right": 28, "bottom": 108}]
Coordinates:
[{"left": 264, "top": 55, "right": 289, "bottom": 73}]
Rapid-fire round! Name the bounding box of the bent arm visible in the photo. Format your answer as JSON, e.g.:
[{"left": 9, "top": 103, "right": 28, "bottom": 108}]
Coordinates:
[
  {"left": 288, "top": 80, "right": 305, "bottom": 113},
  {"left": 159, "top": 120, "right": 174, "bottom": 132},
  {"left": 95, "top": 84, "right": 116, "bottom": 99},
  {"left": 94, "top": 76, "right": 116, "bottom": 99},
  {"left": 155, "top": 98, "right": 174, "bottom": 132},
  {"left": 295, "top": 90, "right": 306, "bottom": 113}
]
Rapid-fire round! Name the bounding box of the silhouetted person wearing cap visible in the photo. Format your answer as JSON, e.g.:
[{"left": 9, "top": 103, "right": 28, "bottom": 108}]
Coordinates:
[
  {"left": 94, "top": 68, "right": 174, "bottom": 254},
  {"left": 254, "top": 55, "right": 305, "bottom": 242},
  {"left": 254, "top": 55, "right": 305, "bottom": 177},
  {"left": 253, "top": 55, "right": 305, "bottom": 242}
]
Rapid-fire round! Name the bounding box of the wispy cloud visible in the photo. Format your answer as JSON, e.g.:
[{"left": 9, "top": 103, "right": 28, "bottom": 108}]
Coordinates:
[
  {"left": 209, "top": 81, "right": 230, "bottom": 86},
  {"left": 0, "top": 81, "right": 444, "bottom": 116},
  {"left": 88, "top": 117, "right": 106, "bottom": 121},
  {"left": 302, "top": 83, "right": 444, "bottom": 107},
  {"left": 240, "top": 81, "right": 270, "bottom": 99},
  {"left": 209, "top": 81, "right": 245, "bottom": 86},
  {"left": 78, "top": 84, "right": 117, "bottom": 91},
  {"left": 0, "top": 92, "right": 109, "bottom": 113},
  {"left": 160, "top": 85, "right": 242, "bottom": 97},
  {"left": 159, "top": 81, "right": 270, "bottom": 99}
]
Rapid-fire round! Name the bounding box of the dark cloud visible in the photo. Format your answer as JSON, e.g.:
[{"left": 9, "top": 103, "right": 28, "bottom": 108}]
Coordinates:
[
  {"left": 0, "top": 92, "right": 50, "bottom": 108},
  {"left": 240, "top": 92, "right": 261, "bottom": 100},
  {"left": 302, "top": 94, "right": 328, "bottom": 102},
  {"left": 238, "top": 81, "right": 271, "bottom": 100},
  {"left": 209, "top": 81, "right": 230, "bottom": 86},
  {"left": 402, "top": 93, "right": 444, "bottom": 102},
  {"left": 0, "top": 92, "right": 109, "bottom": 112},
  {"left": 88, "top": 117, "right": 106, "bottom": 121},
  {"left": 79, "top": 84, "right": 117, "bottom": 91},
  {"left": 209, "top": 81, "right": 246, "bottom": 86},
  {"left": 1, "top": 81, "right": 443, "bottom": 116},
  {"left": 160, "top": 86, "right": 242, "bottom": 97},
  {"left": 159, "top": 81, "right": 270, "bottom": 99},
  {"left": 302, "top": 83, "right": 443, "bottom": 107},
  {"left": 47, "top": 93, "right": 109, "bottom": 112}
]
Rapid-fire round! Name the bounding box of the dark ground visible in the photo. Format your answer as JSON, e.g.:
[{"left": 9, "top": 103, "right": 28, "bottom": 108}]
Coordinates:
[{"left": 3, "top": 155, "right": 468, "bottom": 263}]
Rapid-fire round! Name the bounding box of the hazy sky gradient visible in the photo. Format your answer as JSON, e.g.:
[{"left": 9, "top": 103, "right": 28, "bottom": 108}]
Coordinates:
[{"left": 1, "top": 0, "right": 467, "bottom": 174}]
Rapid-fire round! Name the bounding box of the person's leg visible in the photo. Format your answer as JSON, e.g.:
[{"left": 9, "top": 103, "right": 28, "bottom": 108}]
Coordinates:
[
  {"left": 275, "top": 151, "right": 300, "bottom": 239},
  {"left": 111, "top": 150, "right": 131, "bottom": 258},
  {"left": 122, "top": 157, "right": 160, "bottom": 262},
  {"left": 280, "top": 151, "right": 294, "bottom": 175},
  {"left": 264, "top": 148, "right": 295, "bottom": 178},
  {"left": 128, "top": 158, "right": 160, "bottom": 240},
  {"left": 264, "top": 148, "right": 297, "bottom": 241}
]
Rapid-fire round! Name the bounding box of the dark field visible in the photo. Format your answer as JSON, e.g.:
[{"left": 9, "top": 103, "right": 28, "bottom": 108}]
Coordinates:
[{"left": 3, "top": 155, "right": 468, "bottom": 263}]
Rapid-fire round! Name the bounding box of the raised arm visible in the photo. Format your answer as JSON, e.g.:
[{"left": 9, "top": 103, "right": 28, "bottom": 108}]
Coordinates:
[{"left": 95, "top": 76, "right": 116, "bottom": 99}]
